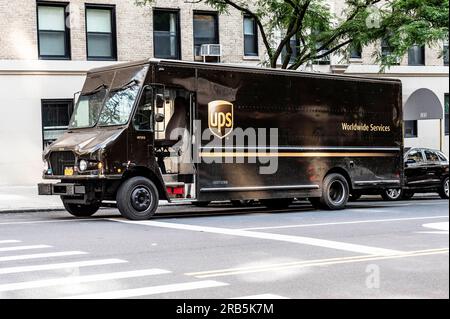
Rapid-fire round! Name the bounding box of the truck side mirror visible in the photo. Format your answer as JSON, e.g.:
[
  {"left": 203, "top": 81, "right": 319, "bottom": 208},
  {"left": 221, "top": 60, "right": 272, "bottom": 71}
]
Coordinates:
[
  {"left": 155, "top": 113, "right": 165, "bottom": 123},
  {"left": 155, "top": 94, "right": 165, "bottom": 109}
]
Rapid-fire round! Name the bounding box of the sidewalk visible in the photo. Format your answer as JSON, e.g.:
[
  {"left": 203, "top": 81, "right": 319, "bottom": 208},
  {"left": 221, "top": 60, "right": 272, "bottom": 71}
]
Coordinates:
[{"left": 0, "top": 186, "right": 187, "bottom": 213}]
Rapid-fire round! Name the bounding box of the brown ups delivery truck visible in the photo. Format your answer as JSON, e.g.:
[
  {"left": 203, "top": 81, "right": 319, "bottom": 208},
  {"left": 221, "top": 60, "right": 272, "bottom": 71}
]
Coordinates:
[{"left": 38, "top": 59, "right": 403, "bottom": 220}]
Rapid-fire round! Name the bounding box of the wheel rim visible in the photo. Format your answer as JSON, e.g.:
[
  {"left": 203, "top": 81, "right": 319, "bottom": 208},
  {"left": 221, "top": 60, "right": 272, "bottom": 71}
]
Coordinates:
[
  {"left": 131, "top": 186, "right": 152, "bottom": 211},
  {"left": 386, "top": 188, "right": 401, "bottom": 199},
  {"left": 329, "top": 180, "right": 346, "bottom": 205},
  {"left": 445, "top": 179, "right": 449, "bottom": 197}
]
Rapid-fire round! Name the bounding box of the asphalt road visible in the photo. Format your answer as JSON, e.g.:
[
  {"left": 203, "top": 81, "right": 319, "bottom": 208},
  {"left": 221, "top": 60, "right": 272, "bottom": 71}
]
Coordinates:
[{"left": 0, "top": 197, "right": 448, "bottom": 299}]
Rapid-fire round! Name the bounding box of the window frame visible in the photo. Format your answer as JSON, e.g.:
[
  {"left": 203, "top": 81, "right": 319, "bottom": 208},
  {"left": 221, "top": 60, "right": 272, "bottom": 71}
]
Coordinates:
[
  {"left": 41, "top": 98, "right": 74, "bottom": 149},
  {"left": 85, "top": 3, "right": 117, "bottom": 61},
  {"left": 36, "top": 1, "right": 71, "bottom": 60},
  {"left": 408, "top": 45, "right": 425, "bottom": 66},
  {"left": 404, "top": 120, "right": 418, "bottom": 138},
  {"left": 243, "top": 15, "right": 258, "bottom": 57},
  {"left": 444, "top": 40, "right": 449, "bottom": 66},
  {"left": 153, "top": 8, "right": 182, "bottom": 60},
  {"left": 445, "top": 93, "right": 449, "bottom": 136},
  {"left": 193, "top": 11, "right": 220, "bottom": 58}
]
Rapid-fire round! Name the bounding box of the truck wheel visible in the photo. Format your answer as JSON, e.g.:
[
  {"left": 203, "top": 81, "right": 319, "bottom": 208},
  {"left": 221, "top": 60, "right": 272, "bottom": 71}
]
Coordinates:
[
  {"left": 438, "top": 177, "right": 449, "bottom": 199},
  {"left": 381, "top": 188, "right": 403, "bottom": 201},
  {"left": 116, "top": 177, "right": 159, "bottom": 220},
  {"left": 318, "top": 173, "right": 350, "bottom": 210},
  {"left": 260, "top": 198, "right": 293, "bottom": 209},
  {"left": 63, "top": 201, "right": 100, "bottom": 217},
  {"left": 192, "top": 201, "right": 211, "bottom": 207}
]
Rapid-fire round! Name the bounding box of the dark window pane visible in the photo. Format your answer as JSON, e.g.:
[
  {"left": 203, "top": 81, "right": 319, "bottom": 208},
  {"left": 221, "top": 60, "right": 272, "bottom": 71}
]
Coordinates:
[
  {"left": 350, "top": 44, "right": 362, "bottom": 59},
  {"left": 42, "top": 100, "right": 73, "bottom": 148},
  {"left": 281, "top": 38, "right": 298, "bottom": 64},
  {"left": 244, "top": 16, "right": 258, "bottom": 56},
  {"left": 194, "top": 14, "right": 218, "bottom": 56},
  {"left": 407, "top": 150, "right": 424, "bottom": 163},
  {"left": 445, "top": 94, "right": 449, "bottom": 135},
  {"left": 404, "top": 120, "right": 418, "bottom": 138},
  {"left": 408, "top": 45, "right": 425, "bottom": 66},
  {"left": 154, "top": 11, "right": 179, "bottom": 59},
  {"left": 39, "top": 31, "right": 66, "bottom": 56},
  {"left": 88, "top": 33, "right": 112, "bottom": 57},
  {"left": 444, "top": 44, "right": 449, "bottom": 66}
]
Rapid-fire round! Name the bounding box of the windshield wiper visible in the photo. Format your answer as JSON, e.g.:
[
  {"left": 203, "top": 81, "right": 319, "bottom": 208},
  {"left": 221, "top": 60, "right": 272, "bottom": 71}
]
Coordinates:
[{"left": 82, "top": 84, "right": 108, "bottom": 96}]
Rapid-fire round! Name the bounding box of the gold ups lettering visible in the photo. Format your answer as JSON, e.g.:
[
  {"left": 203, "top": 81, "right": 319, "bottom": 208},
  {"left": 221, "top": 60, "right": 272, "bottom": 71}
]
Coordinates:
[
  {"left": 341, "top": 122, "right": 391, "bottom": 132},
  {"left": 208, "top": 100, "right": 234, "bottom": 139}
]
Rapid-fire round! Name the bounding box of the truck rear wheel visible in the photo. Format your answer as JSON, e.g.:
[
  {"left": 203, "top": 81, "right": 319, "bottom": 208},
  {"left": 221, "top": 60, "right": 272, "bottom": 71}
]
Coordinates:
[
  {"left": 260, "top": 198, "right": 293, "bottom": 209},
  {"left": 116, "top": 177, "right": 159, "bottom": 220},
  {"left": 62, "top": 201, "right": 100, "bottom": 217},
  {"left": 315, "top": 173, "right": 350, "bottom": 210}
]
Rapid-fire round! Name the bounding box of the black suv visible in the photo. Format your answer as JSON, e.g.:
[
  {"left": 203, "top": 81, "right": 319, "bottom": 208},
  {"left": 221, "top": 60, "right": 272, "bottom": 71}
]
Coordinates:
[{"left": 381, "top": 148, "right": 449, "bottom": 201}]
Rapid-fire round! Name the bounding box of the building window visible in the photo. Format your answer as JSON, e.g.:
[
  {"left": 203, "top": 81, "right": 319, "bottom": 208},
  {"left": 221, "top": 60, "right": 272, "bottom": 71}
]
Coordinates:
[
  {"left": 243, "top": 15, "right": 258, "bottom": 56},
  {"left": 404, "top": 120, "right": 418, "bottom": 138},
  {"left": 445, "top": 93, "right": 449, "bottom": 136},
  {"left": 85, "top": 5, "right": 116, "bottom": 60},
  {"left": 350, "top": 43, "right": 362, "bottom": 59},
  {"left": 408, "top": 45, "right": 425, "bottom": 66},
  {"left": 37, "top": 2, "right": 71, "bottom": 59},
  {"left": 193, "top": 12, "right": 219, "bottom": 59},
  {"left": 281, "top": 36, "right": 299, "bottom": 64},
  {"left": 41, "top": 99, "right": 73, "bottom": 148},
  {"left": 444, "top": 41, "right": 449, "bottom": 66},
  {"left": 153, "top": 10, "right": 181, "bottom": 60},
  {"left": 381, "top": 37, "right": 400, "bottom": 65}
]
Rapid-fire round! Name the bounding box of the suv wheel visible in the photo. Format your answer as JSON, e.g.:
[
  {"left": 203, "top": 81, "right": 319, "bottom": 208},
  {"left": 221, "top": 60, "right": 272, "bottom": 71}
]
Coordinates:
[
  {"left": 439, "top": 177, "right": 449, "bottom": 199},
  {"left": 382, "top": 188, "right": 403, "bottom": 201}
]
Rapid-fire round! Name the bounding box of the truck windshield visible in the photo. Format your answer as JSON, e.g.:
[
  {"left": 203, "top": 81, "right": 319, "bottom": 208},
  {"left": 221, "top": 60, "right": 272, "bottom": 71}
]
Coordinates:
[
  {"left": 69, "top": 88, "right": 108, "bottom": 129},
  {"left": 98, "top": 82, "right": 140, "bottom": 126}
]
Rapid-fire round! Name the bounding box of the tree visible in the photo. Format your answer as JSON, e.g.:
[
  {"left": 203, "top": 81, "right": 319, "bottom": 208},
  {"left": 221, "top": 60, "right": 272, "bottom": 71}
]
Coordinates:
[{"left": 136, "top": 0, "right": 449, "bottom": 70}]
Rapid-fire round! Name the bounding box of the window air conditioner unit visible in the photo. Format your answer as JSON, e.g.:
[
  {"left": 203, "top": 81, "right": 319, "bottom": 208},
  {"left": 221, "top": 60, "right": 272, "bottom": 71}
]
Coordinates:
[{"left": 200, "top": 44, "right": 222, "bottom": 57}]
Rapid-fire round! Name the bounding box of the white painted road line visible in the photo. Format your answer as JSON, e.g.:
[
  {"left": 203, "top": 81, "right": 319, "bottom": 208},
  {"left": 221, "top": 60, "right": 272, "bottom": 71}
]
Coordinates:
[
  {"left": 0, "top": 259, "right": 128, "bottom": 275},
  {"left": 232, "top": 294, "right": 289, "bottom": 299},
  {"left": 187, "top": 248, "right": 449, "bottom": 279},
  {"left": 0, "top": 251, "right": 88, "bottom": 262},
  {"left": 240, "top": 215, "right": 450, "bottom": 231},
  {"left": 0, "top": 240, "right": 21, "bottom": 244},
  {"left": 111, "top": 219, "right": 402, "bottom": 256},
  {"left": 0, "top": 245, "right": 51, "bottom": 252},
  {"left": 0, "top": 219, "right": 105, "bottom": 226},
  {"left": 0, "top": 268, "right": 171, "bottom": 292},
  {"left": 62, "top": 280, "right": 229, "bottom": 299},
  {"left": 423, "top": 222, "right": 449, "bottom": 231}
]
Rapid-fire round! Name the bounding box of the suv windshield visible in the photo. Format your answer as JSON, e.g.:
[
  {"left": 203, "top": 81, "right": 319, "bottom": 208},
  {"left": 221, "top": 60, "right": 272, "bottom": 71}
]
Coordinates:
[
  {"left": 69, "top": 88, "right": 107, "bottom": 129},
  {"left": 98, "top": 83, "right": 140, "bottom": 126}
]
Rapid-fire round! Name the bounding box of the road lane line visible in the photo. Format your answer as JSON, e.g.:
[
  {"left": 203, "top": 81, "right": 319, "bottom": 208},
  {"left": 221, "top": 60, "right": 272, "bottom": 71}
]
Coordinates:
[
  {"left": 0, "top": 251, "right": 87, "bottom": 262},
  {"left": 187, "top": 248, "right": 449, "bottom": 279},
  {"left": 0, "top": 240, "right": 21, "bottom": 244},
  {"left": 239, "top": 215, "right": 450, "bottom": 231},
  {"left": 0, "top": 259, "right": 128, "bottom": 275},
  {"left": 0, "top": 219, "right": 105, "bottom": 226},
  {"left": 110, "top": 219, "right": 402, "bottom": 256},
  {"left": 0, "top": 245, "right": 51, "bottom": 252},
  {"left": 232, "top": 294, "right": 289, "bottom": 299},
  {"left": 0, "top": 268, "right": 171, "bottom": 292},
  {"left": 61, "top": 280, "right": 229, "bottom": 299}
]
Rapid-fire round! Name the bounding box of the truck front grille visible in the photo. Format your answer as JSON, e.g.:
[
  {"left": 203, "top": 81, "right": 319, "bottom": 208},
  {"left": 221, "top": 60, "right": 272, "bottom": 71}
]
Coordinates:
[{"left": 49, "top": 151, "right": 76, "bottom": 176}]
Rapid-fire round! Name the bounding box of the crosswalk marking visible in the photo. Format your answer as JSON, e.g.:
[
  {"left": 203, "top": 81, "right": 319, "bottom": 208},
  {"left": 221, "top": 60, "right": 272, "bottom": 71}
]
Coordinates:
[
  {"left": 0, "top": 268, "right": 171, "bottom": 292},
  {"left": 0, "top": 245, "right": 52, "bottom": 252},
  {"left": 0, "top": 240, "right": 21, "bottom": 245},
  {"left": 0, "top": 259, "right": 128, "bottom": 275},
  {"left": 0, "top": 251, "right": 88, "bottom": 262},
  {"left": 61, "top": 280, "right": 229, "bottom": 299},
  {"left": 232, "top": 294, "right": 289, "bottom": 299}
]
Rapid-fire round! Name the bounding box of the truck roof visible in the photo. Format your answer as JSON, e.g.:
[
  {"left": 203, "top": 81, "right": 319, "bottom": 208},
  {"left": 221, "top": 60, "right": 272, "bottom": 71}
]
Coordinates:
[{"left": 88, "top": 58, "right": 402, "bottom": 85}]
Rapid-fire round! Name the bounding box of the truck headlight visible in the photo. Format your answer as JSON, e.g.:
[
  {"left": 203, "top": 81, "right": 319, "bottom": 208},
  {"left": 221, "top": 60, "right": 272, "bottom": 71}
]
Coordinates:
[
  {"left": 79, "top": 160, "right": 88, "bottom": 172},
  {"left": 43, "top": 160, "right": 49, "bottom": 172}
]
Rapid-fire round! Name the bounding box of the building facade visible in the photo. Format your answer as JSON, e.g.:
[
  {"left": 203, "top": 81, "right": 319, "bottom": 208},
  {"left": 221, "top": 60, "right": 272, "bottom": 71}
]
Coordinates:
[{"left": 0, "top": 0, "right": 448, "bottom": 186}]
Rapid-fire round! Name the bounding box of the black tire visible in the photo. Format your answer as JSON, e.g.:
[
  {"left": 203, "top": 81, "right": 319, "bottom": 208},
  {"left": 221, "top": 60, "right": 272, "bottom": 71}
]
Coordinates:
[
  {"left": 381, "top": 188, "right": 403, "bottom": 201},
  {"left": 349, "top": 192, "right": 362, "bottom": 202},
  {"left": 260, "top": 198, "right": 293, "bottom": 209},
  {"left": 116, "top": 177, "right": 159, "bottom": 220},
  {"left": 318, "top": 173, "right": 350, "bottom": 210},
  {"left": 438, "top": 177, "right": 449, "bottom": 199},
  {"left": 402, "top": 191, "right": 415, "bottom": 200},
  {"left": 62, "top": 201, "right": 100, "bottom": 217},
  {"left": 192, "top": 201, "right": 211, "bottom": 207}
]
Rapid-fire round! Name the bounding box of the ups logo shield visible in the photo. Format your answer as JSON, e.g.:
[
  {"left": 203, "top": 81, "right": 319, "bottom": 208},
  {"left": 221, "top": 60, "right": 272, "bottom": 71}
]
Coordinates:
[{"left": 208, "top": 100, "right": 234, "bottom": 139}]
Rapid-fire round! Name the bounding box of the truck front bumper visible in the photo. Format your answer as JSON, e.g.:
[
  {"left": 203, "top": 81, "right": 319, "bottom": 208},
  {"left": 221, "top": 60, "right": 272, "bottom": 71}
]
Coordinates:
[{"left": 38, "top": 183, "right": 86, "bottom": 196}]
